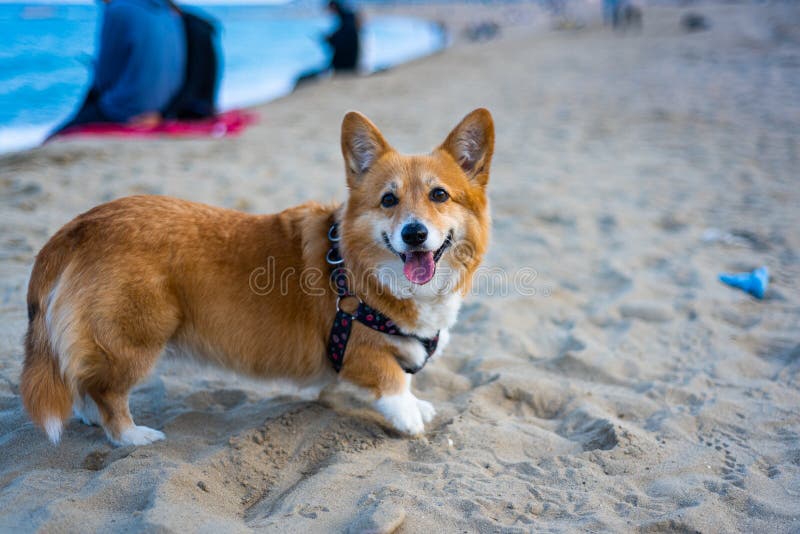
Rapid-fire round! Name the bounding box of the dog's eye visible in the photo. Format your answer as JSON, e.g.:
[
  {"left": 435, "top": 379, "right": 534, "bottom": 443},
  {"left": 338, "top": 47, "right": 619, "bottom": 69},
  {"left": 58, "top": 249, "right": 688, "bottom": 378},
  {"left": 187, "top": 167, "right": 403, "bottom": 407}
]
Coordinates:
[
  {"left": 381, "top": 192, "right": 398, "bottom": 208},
  {"left": 430, "top": 187, "right": 450, "bottom": 203}
]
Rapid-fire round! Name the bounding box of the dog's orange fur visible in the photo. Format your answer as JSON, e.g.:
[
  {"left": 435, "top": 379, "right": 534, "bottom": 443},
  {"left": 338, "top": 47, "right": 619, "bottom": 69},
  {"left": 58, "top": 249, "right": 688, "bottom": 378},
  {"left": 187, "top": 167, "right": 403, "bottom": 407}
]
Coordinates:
[{"left": 21, "top": 108, "right": 494, "bottom": 444}]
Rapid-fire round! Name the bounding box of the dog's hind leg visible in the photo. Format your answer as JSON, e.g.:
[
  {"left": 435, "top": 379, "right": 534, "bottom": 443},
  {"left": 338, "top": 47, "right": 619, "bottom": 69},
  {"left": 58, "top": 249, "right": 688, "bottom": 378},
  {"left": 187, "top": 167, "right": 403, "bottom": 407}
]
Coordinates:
[
  {"left": 73, "top": 393, "right": 102, "bottom": 426},
  {"left": 90, "top": 389, "right": 165, "bottom": 446},
  {"left": 74, "top": 279, "right": 181, "bottom": 446},
  {"left": 80, "top": 341, "right": 169, "bottom": 446}
]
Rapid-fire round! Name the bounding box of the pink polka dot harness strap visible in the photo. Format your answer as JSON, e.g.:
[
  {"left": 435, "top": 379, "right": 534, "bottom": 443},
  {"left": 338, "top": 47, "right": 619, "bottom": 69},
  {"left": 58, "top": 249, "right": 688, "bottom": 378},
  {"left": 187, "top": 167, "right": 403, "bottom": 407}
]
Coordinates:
[{"left": 326, "top": 221, "right": 439, "bottom": 374}]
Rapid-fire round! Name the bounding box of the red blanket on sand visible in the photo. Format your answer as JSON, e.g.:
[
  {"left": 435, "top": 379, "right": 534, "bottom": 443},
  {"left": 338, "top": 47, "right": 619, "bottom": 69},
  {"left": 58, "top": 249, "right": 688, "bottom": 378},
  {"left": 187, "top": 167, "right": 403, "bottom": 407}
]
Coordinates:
[{"left": 55, "top": 110, "right": 257, "bottom": 139}]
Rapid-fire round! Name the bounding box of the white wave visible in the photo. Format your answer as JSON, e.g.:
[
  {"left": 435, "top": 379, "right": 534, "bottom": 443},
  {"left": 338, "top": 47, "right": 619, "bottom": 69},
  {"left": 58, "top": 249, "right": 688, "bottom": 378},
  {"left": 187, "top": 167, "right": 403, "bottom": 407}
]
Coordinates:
[
  {"left": 0, "top": 124, "right": 55, "bottom": 155},
  {"left": 219, "top": 76, "right": 297, "bottom": 111},
  {"left": 362, "top": 17, "right": 445, "bottom": 73}
]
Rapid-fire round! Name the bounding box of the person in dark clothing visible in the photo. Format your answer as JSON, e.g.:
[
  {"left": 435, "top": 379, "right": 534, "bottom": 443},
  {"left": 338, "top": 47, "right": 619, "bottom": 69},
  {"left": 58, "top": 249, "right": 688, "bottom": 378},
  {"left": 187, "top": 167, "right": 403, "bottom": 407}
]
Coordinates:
[
  {"left": 52, "top": 0, "right": 186, "bottom": 136},
  {"left": 162, "top": 7, "right": 220, "bottom": 120},
  {"left": 325, "top": 1, "right": 361, "bottom": 72}
]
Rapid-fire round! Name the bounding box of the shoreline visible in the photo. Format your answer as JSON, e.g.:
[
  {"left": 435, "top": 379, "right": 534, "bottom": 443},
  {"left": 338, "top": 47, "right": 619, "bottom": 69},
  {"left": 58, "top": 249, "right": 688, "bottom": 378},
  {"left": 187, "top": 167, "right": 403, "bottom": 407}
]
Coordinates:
[
  {"left": 1, "top": 7, "right": 458, "bottom": 156},
  {"left": 1, "top": 0, "right": 577, "bottom": 157},
  {"left": 2, "top": 0, "right": 587, "bottom": 158}
]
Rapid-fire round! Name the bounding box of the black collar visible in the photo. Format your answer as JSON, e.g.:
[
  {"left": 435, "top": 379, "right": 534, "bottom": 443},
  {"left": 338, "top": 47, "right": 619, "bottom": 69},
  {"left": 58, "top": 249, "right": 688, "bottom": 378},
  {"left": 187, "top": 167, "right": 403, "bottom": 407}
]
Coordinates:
[{"left": 326, "top": 222, "right": 440, "bottom": 374}]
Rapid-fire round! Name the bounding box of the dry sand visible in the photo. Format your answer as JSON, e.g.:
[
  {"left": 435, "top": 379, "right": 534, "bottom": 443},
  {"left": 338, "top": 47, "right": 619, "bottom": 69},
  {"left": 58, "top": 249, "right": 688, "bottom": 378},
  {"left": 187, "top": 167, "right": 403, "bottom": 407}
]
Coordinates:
[{"left": 1, "top": 3, "right": 800, "bottom": 532}]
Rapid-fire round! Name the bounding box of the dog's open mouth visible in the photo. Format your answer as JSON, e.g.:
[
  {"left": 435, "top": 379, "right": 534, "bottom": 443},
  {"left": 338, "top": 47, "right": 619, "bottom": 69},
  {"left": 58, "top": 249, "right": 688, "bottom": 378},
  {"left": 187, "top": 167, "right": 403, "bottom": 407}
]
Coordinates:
[{"left": 383, "top": 230, "right": 454, "bottom": 285}]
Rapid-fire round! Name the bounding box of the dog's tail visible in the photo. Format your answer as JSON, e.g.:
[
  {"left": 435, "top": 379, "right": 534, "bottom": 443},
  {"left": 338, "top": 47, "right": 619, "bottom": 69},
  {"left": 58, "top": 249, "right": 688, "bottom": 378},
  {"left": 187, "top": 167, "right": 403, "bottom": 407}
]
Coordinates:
[
  {"left": 21, "top": 318, "right": 73, "bottom": 444},
  {"left": 21, "top": 331, "right": 72, "bottom": 444},
  {"left": 20, "top": 233, "right": 77, "bottom": 444}
]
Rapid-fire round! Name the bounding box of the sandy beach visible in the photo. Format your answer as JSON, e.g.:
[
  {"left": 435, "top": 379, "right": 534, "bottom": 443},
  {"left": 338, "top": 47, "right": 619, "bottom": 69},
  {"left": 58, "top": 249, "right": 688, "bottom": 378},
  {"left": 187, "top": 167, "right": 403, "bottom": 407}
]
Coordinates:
[{"left": 1, "top": 3, "right": 800, "bottom": 531}]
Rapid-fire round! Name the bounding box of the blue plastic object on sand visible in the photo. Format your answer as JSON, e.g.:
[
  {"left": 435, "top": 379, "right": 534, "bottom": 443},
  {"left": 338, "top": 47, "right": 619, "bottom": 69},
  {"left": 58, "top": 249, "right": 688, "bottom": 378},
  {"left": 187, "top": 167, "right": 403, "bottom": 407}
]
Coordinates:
[{"left": 719, "top": 266, "right": 769, "bottom": 299}]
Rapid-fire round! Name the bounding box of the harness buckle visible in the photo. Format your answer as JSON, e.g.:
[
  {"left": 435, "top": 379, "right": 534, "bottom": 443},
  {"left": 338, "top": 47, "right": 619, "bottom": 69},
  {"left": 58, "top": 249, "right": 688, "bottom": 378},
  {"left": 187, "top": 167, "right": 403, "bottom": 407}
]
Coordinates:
[{"left": 335, "top": 294, "right": 360, "bottom": 316}]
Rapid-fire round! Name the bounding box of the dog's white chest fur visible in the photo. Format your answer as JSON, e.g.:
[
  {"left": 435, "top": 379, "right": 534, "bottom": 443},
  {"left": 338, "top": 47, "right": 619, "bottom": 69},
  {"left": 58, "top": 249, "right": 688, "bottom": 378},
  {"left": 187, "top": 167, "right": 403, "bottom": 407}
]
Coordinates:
[
  {"left": 384, "top": 292, "right": 461, "bottom": 369},
  {"left": 412, "top": 292, "right": 462, "bottom": 338}
]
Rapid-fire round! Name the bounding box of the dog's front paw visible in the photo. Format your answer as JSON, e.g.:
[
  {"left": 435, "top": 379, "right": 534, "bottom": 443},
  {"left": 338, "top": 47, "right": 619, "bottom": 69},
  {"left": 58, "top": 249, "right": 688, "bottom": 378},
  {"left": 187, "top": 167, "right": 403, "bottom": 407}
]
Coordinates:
[
  {"left": 417, "top": 398, "right": 436, "bottom": 423},
  {"left": 431, "top": 329, "right": 450, "bottom": 360},
  {"left": 375, "top": 391, "right": 429, "bottom": 435}
]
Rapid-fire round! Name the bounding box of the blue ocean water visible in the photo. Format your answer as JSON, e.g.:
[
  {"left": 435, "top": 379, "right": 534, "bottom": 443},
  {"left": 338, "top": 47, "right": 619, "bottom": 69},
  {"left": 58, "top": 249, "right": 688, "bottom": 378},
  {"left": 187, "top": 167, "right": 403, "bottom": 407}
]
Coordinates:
[{"left": 0, "top": 4, "right": 446, "bottom": 153}]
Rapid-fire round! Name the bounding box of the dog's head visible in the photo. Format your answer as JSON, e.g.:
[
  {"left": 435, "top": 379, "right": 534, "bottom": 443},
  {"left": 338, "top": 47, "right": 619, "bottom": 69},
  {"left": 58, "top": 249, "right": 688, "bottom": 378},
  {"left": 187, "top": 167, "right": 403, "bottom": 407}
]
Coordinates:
[{"left": 340, "top": 109, "right": 494, "bottom": 298}]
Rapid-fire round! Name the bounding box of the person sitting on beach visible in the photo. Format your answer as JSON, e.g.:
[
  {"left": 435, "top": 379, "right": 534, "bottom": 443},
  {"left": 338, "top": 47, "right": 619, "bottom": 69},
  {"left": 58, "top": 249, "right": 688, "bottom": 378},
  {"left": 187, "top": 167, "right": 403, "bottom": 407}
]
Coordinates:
[
  {"left": 603, "top": 0, "right": 621, "bottom": 27},
  {"left": 324, "top": 1, "right": 361, "bottom": 72},
  {"left": 52, "top": 0, "right": 186, "bottom": 135}
]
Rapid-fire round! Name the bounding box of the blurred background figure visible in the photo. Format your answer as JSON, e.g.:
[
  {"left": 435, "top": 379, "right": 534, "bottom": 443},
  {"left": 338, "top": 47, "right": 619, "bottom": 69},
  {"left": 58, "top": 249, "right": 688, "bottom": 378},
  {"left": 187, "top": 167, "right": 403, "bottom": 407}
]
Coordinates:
[
  {"left": 51, "top": 0, "right": 187, "bottom": 136},
  {"left": 324, "top": 1, "right": 361, "bottom": 73},
  {"left": 603, "top": 0, "right": 621, "bottom": 27},
  {"left": 603, "top": 0, "right": 642, "bottom": 31},
  {"left": 620, "top": 4, "right": 643, "bottom": 32},
  {"left": 162, "top": 3, "right": 219, "bottom": 120}
]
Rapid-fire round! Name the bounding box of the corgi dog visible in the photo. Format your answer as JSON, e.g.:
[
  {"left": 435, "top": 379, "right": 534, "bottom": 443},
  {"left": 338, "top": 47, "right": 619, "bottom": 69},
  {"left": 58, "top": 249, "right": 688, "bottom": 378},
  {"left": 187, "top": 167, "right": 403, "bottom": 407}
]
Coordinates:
[{"left": 21, "top": 108, "right": 494, "bottom": 446}]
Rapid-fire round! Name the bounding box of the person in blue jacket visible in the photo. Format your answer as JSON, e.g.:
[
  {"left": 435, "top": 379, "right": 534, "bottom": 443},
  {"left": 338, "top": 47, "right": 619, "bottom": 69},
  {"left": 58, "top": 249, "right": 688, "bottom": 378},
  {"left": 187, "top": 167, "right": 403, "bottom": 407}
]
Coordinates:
[{"left": 53, "top": 0, "right": 186, "bottom": 134}]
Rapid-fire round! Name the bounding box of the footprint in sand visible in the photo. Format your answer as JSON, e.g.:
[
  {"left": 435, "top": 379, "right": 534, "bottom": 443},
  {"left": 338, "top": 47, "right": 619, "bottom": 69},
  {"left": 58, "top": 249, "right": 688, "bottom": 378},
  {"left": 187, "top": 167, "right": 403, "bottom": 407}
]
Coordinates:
[
  {"left": 203, "top": 403, "right": 389, "bottom": 525},
  {"left": 345, "top": 495, "right": 406, "bottom": 534},
  {"left": 556, "top": 409, "right": 619, "bottom": 452},
  {"left": 697, "top": 430, "right": 749, "bottom": 490},
  {"left": 1, "top": 178, "right": 45, "bottom": 211},
  {"left": 618, "top": 302, "right": 674, "bottom": 323}
]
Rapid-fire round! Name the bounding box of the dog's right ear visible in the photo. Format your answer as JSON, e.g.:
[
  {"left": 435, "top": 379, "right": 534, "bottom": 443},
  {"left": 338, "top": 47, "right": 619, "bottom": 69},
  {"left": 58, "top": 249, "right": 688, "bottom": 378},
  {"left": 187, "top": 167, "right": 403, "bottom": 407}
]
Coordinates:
[{"left": 341, "top": 111, "right": 391, "bottom": 188}]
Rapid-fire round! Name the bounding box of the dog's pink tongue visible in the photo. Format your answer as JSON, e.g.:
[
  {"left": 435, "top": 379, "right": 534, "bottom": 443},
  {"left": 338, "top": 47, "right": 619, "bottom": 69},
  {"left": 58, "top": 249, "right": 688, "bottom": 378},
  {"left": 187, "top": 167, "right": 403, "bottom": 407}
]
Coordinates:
[{"left": 403, "top": 251, "right": 436, "bottom": 285}]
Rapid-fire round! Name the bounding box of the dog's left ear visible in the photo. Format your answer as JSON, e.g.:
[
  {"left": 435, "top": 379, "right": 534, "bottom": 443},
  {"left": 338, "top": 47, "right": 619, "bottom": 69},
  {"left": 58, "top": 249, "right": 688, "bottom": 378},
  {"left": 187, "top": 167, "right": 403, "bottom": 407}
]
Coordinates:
[
  {"left": 341, "top": 111, "right": 392, "bottom": 188},
  {"left": 439, "top": 108, "right": 494, "bottom": 186}
]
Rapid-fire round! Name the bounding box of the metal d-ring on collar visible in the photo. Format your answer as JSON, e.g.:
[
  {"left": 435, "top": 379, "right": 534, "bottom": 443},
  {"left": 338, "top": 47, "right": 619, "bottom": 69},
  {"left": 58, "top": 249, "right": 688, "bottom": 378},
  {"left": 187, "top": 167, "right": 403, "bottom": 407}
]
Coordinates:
[
  {"left": 326, "top": 225, "right": 344, "bottom": 265},
  {"left": 327, "top": 224, "right": 341, "bottom": 242},
  {"left": 324, "top": 221, "right": 440, "bottom": 374},
  {"left": 326, "top": 248, "right": 344, "bottom": 265}
]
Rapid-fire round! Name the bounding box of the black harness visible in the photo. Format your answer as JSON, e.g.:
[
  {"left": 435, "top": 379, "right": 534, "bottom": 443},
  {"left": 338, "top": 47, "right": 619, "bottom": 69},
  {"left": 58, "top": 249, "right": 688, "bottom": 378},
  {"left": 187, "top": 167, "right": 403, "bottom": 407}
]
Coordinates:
[{"left": 326, "top": 222, "right": 439, "bottom": 374}]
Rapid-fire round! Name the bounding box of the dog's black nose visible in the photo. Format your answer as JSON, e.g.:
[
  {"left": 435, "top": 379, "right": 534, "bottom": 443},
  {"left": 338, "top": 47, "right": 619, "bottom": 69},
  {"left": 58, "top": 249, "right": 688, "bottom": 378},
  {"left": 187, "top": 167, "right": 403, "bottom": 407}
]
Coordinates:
[{"left": 401, "top": 222, "right": 428, "bottom": 247}]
